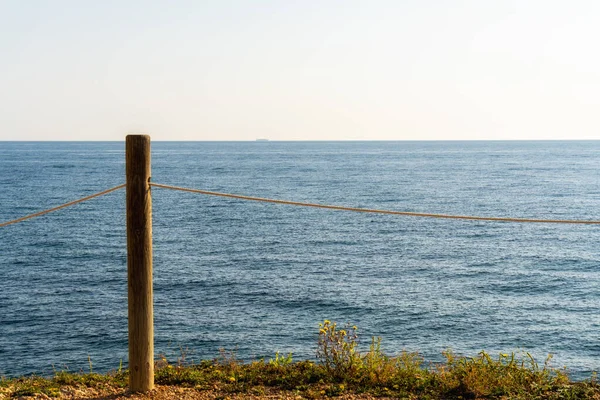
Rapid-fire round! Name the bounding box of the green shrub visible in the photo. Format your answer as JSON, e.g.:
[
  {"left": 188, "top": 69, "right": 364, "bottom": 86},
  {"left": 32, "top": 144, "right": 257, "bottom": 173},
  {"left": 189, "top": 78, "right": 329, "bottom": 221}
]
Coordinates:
[
  {"left": 316, "top": 320, "right": 361, "bottom": 379},
  {"left": 1, "top": 321, "right": 598, "bottom": 399}
]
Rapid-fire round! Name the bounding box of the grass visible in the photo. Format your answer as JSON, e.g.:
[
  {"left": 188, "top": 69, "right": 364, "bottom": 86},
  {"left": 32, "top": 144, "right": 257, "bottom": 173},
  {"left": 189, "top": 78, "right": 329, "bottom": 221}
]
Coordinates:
[
  {"left": 0, "top": 371, "right": 127, "bottom": 398},
  {"left": 1, "top": 320, "right": 599, "bottom": 399}
]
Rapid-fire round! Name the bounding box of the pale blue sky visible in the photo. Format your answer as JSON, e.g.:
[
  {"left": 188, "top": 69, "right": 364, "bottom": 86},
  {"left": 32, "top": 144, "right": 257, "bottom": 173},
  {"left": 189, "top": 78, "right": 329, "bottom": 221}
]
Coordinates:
[{"left": 1, "top": 1, "right": 599, "bottom": 141}]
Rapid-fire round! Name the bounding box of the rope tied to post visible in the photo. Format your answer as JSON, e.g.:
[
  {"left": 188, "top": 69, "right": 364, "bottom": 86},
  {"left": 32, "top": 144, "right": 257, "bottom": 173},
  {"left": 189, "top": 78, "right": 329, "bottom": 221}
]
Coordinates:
[
  {"left": 150, "top": 182, "right": 600, "bottom": 225},
  {"left": 3, "top": 182, "right": 600, "bottom": 228},
  {"left": 0, "top": 184, "right": 126, "bottom": 228}
]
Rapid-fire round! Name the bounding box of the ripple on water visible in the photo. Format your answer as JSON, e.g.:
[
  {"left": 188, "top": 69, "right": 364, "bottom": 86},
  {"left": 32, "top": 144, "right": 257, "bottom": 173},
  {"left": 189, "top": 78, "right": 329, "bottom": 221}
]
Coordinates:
[{"left": 1, "top": 141, "right": 600, "bottom": 379}]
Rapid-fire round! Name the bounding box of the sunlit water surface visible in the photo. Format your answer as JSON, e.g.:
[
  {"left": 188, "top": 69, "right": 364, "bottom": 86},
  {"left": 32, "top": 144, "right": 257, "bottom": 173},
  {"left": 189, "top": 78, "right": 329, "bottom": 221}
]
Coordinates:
[{"left": 1, "top": 141, "right": 599, "bottom": 379}]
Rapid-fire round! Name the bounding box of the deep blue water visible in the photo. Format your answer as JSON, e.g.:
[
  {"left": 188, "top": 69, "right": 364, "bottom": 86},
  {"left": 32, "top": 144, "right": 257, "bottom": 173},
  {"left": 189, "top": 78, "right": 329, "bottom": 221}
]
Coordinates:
[{"left": 1, "top": 141, "right": 599, "bottom": 379}]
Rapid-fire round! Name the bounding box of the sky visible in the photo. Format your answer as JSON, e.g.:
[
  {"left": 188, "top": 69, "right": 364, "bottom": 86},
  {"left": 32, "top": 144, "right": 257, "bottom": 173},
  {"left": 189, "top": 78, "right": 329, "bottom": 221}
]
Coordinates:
[{"left": 1, "top": 1, "right": 599, "bottom": 141}]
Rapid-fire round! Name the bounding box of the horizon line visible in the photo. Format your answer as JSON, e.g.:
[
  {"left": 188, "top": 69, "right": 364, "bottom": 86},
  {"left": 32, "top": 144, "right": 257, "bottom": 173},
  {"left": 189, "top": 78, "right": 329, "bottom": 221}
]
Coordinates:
[{"left": 2, "top": 139, "right": 600, "bottom": 142}]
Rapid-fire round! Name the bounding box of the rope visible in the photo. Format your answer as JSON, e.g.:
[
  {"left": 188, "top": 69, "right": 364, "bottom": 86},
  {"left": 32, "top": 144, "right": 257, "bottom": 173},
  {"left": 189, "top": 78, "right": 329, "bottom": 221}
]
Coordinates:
[
  {"left": 3, "top": 182, "right": 599, "bottom": 227},
  {"left": 0, "top": 184, "right": 126, "bottom": 228},
  {"left": 150, "top": 183, "right": 600, "bottom": 225}
]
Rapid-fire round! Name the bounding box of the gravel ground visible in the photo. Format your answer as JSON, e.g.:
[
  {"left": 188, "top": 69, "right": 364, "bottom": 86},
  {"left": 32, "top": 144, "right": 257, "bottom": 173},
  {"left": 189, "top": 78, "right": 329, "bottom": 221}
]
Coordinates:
[{"left": 6, "top": 385, "right": 400, "bottom": 400}]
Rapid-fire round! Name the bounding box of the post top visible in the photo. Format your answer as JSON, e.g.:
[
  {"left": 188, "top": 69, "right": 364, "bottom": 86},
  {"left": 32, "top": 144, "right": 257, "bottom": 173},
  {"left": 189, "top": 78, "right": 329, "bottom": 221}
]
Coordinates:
[{"left": 126, "top": 134, "right": 151, "bottom": 139}]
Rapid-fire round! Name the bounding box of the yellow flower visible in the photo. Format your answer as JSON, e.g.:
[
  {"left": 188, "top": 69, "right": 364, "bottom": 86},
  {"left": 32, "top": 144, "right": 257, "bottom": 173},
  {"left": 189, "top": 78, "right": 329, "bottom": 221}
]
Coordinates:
[
  {"left": 324, "top": 320, "right": 330, "bottom": 324},
  {"left": 228, "top": 376, "right": 236, "bottom": 382}
]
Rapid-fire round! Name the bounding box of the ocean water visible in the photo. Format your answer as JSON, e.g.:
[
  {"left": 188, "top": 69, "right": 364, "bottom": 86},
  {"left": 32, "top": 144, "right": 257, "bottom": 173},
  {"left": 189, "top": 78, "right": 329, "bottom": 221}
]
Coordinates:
[{"left": 0, "top": 141, "right": 599, "bottom": 379}]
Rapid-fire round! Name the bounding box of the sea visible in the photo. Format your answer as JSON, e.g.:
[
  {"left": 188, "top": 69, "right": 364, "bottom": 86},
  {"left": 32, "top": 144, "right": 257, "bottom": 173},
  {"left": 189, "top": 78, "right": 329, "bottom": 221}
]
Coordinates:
[{"left": 0, "top": 141, "right": 599, "bottom": 380}]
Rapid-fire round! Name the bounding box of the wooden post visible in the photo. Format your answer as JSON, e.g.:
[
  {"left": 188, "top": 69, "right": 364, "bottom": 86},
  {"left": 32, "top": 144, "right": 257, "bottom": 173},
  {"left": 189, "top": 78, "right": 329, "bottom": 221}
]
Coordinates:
[{"left": 125, "top": 135, "right": 154, "bottom": 392}]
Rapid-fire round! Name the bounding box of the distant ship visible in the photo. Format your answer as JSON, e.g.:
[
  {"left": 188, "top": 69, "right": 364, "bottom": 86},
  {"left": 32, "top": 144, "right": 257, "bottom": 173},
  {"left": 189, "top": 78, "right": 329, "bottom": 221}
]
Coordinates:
[{"left": 256, "top": 138, "right": 269, "bottom": 142}]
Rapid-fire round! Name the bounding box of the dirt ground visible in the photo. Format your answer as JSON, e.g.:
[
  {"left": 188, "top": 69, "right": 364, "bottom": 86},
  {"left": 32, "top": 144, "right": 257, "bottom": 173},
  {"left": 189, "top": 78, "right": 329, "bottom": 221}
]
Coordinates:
[{"left": 7, "top": 385, "right": 400, "bottom": 400}]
